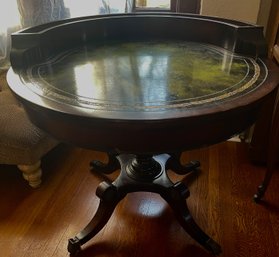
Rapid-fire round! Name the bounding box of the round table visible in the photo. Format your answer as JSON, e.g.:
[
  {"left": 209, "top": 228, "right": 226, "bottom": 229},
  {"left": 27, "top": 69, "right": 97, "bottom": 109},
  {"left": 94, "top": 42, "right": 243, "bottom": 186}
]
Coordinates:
[{"left": 7, "top": 13, "right": 279, "bottom": 255}]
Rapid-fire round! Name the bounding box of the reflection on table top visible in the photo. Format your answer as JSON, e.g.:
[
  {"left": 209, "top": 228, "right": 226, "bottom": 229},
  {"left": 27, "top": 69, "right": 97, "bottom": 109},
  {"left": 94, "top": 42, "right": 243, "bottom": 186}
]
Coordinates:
[{"left": 19, "top": 40, "right": 267, "bottom": 112}]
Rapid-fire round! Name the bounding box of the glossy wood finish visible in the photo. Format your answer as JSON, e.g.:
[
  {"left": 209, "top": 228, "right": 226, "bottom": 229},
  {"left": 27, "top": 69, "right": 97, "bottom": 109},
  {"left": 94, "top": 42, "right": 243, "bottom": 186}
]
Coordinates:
[
  {"left": 5, "top": 13, "right": 279, "bottom": 256},
  {"left": 7, "top": 13, "right": 279, "bottom": 153},
  {"left": 0, "top": 142, "right": 279, "bottom": 257},
  {"left": 67, "top": 153, "right": 222, "bottom": 255}
]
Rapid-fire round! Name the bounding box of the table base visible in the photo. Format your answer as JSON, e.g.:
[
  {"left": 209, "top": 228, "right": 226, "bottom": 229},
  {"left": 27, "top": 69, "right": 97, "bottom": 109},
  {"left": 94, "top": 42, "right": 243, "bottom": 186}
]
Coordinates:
[{"left": 67, "top": 153, "right": 222, "bottom": 256}]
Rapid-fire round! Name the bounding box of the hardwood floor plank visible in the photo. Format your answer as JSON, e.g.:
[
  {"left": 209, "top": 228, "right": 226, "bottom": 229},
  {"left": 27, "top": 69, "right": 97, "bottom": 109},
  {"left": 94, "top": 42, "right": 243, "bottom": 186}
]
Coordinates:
[{"left": 0, "top": 142, "right": 278, "bottom": 257}]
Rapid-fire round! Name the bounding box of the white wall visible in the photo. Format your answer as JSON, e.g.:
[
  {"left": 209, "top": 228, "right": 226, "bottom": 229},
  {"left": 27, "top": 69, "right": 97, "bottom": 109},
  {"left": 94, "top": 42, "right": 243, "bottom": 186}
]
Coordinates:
[{"left": 200, "top": 0, "right": 261, "bottom": 24}]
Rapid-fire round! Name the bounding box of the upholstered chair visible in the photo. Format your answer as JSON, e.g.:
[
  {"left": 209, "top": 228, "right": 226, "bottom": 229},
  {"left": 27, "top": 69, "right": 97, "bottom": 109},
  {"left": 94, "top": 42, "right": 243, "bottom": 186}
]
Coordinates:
[{"left": 0, "top": 70, "right": 58, "bottom": 188}]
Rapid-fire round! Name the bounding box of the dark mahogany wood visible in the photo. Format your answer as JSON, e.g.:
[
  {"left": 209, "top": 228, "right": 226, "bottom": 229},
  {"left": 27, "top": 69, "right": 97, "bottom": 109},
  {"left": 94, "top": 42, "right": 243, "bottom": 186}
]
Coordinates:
[
  {"left": 68, "top": 154, "right": 221, "bottom": 255},
  {"left": 2, "top": 142, "right": 279, "bottom": 257},
  {"left": 6, "top": 13, "right": 279, "bottom": 256},
  {"left": 7, "top": 13, "right": 279, "bottom": 154}
]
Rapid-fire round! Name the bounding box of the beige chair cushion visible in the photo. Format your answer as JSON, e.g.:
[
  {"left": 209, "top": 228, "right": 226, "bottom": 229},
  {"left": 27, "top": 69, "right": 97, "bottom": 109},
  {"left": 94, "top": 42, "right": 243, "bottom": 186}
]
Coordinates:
[{"left": 0, "top": 70, "right": 58, "bottom": 165}]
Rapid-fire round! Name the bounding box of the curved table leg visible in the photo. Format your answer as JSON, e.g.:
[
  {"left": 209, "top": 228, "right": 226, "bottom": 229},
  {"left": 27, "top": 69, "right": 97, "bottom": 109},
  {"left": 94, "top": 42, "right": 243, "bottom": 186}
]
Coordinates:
[
  {"left": 90, "top": 151, "right": 120, "bottom": 174},
  {"left": 116, "top": 154, "right": 221, "bottom": 255},
  {"left": 253, "top": 172, "right": 273, "bottom": 202},
  {"left": 67, "top": 181, "right": 125, "bottom": 255},
  {"left": 160, "top": 182, "right": 222, "bottom": 255},
  {"left": 166, "top": 152, "right": 200, "bottom": 175},
  {"left": 253, "top": 153, "right": 276, "bottom": 202},
  {"left": 68, "top": 153, "right": 221, "bottom": 255}
]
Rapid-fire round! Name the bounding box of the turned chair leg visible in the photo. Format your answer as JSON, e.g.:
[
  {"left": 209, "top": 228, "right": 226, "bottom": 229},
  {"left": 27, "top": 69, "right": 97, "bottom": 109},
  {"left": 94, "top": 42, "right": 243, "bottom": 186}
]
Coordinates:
[
  {"left": 17, "top": 160, "right": 42, "bottom": 188},
  {"left": 254, "top": 88, "right": 279, "bottom": 202}
]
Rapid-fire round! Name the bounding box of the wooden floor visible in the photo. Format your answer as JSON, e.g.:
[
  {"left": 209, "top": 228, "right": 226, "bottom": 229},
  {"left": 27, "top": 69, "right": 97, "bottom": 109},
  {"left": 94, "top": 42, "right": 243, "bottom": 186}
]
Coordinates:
[{"left": 0, "top": 141, "right": 279, "bottom": 257}]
